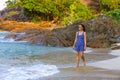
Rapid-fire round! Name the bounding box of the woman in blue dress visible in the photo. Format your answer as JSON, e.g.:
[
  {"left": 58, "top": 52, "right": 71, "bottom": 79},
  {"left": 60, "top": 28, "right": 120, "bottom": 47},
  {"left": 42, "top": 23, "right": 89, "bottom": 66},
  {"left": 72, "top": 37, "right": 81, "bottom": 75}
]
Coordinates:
[{"left": 73, "top": 24, "right": 86, "bottom": 68}]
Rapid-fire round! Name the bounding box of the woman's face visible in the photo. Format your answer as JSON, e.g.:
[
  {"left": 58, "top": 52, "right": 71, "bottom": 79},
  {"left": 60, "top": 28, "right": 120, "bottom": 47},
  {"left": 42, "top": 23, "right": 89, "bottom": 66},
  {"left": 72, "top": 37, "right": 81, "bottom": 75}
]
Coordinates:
[{"left": 78, "top": 25, "right": 83, "bottom": 31}]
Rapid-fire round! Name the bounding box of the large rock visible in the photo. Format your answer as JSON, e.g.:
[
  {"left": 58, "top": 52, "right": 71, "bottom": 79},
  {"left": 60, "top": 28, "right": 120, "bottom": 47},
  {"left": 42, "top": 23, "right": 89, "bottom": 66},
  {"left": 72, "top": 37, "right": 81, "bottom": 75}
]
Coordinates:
[
  {"left": 85, "top": 15, "right": 120, "bottom": 48},
  {"left": 111, "top": 43, "right": 120, "bottom": 50},
  {"left": 5, "top": 16, "right": 120, "bottom": 48}
]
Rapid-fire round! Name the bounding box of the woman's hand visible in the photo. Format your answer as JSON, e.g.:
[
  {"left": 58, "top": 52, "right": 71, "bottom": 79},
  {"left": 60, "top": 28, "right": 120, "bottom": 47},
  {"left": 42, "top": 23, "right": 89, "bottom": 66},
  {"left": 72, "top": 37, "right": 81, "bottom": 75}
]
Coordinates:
[
  {"left": 84, "top": 46, "right": 86, "bottom": 51},
  {"left": 72, "top": 46, "right": 75, "bottom": 49}
]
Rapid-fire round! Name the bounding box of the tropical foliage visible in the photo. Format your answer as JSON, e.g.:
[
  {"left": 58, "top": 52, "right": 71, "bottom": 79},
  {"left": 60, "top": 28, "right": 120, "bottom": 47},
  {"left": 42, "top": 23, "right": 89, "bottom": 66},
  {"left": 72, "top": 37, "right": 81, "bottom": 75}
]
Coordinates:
[
  {"left": 100, "top": 0, "right": 120, "bottom": 11},
  {"left": 5, "top": 0, "right": 120, "bottom": 25},
  {"left": 6, "top": 0, "right": 93, "bottom": 23},
  {"left": 105, "top": 9, "right": 120, "bottom": 20},
  {"left": 62, "top": 1, "right": 93, "bottom": 25}
]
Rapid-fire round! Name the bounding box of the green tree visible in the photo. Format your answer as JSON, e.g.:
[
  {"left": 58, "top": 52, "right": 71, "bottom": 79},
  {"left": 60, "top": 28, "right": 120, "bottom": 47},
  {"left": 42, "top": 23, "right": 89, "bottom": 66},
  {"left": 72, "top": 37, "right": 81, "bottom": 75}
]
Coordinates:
[
  {"left": 6, "top": 0, "right": 20, "bottom": 8},
  {"left": 100, "top": 0, "right": 120, "bottom": 11},
  {"left": 62, "top": 0, "right": 93, "bottom": 25},
  {"left": 6, "top": 0, "right": 93, "bottom": 24},
  {"left": 106, "top": 9, "right": 120, "bottom": 20},
  {"left": 20, "top": 0, "right": 74, "bottom": 21}
]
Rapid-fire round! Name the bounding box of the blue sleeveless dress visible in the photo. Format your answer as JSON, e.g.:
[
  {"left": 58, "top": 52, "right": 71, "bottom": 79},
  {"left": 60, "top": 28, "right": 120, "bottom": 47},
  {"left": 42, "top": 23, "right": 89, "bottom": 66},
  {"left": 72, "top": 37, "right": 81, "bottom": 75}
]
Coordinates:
[{"left": 74, "top": 32, "right": 85, "bottom": 52}]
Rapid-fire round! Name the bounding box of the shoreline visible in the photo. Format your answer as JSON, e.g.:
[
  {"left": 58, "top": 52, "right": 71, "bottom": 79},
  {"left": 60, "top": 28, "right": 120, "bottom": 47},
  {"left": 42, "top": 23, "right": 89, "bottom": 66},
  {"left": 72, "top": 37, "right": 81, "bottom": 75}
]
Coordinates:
[
  {"left": 90, "top": 49, "right": 120, "bottom": 70},
  {"left": 37, "top": 48, "right": 120, "bottom": 80}
]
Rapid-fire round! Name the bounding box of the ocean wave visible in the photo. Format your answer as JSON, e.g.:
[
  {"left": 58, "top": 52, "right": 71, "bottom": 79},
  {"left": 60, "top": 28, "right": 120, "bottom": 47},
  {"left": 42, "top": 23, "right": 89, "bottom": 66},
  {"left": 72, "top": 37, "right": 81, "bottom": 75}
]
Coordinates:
[{"left": 0, "top": 64, "right": 59, "bottom": 80}]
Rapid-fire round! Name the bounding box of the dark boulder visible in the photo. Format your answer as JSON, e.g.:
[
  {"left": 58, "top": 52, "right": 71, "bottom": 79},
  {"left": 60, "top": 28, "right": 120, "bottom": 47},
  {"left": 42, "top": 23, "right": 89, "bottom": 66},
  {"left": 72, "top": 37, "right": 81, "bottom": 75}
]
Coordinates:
[{"left": 5, "top": 16, "right": 120, "bottom": 48}]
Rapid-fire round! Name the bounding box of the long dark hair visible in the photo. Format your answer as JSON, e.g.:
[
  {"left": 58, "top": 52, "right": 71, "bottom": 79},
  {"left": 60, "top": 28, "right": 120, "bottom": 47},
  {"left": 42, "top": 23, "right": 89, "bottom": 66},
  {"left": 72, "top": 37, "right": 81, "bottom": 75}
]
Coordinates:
[{"left": 78, "top": 24, "right": 85, "bottom": 32}]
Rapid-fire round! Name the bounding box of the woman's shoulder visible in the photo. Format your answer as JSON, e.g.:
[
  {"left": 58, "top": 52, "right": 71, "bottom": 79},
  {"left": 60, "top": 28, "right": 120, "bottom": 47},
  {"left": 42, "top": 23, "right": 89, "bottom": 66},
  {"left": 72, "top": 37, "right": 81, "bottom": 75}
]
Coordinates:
[
  {"left": 76, "top": 32, "right": 79, "bottom": 34},
  {"left": 84, "top": 32, "right": 86, "bottom": 35}
]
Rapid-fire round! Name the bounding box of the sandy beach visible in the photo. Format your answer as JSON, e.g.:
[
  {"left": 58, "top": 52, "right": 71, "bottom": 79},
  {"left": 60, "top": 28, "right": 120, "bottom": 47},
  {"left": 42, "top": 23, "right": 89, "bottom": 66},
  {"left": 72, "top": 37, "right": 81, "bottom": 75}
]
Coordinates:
[{"left": 27, "top": 47, "right": 120, "bottom": 80}]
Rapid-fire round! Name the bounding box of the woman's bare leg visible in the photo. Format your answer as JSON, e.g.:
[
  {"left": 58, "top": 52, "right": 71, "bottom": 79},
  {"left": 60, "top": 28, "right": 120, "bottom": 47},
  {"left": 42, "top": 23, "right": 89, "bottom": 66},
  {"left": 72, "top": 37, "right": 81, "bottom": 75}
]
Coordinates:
[
  {"left": 80, "top": 52, "right": 86, "bottom": 66},
  {"left": 76, "top": 52, "right": 80, "bottom": 68}
]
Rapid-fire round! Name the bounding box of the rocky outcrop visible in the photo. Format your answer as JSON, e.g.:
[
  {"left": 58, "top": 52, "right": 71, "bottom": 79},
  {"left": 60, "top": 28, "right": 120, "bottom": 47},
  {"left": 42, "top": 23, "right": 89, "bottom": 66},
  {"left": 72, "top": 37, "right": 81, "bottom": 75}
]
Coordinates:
[
  {"left": 85, "top": 15, "right": 120, "bottom": 48},
  {"left": 111, "top": 43, "right": 120, "bottom": 50},
  {"left": 0, "top": 7, "right": 29, "bottom": 21},
  {"left": 5, "top": 16, "right": 120, "bottom": 48}
]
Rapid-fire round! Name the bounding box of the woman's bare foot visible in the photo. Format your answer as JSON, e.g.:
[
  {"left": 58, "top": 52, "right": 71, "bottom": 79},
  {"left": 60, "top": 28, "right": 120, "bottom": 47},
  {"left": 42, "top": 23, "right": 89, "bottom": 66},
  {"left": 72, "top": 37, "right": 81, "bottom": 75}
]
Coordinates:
[
  {"left": 83, "top": 62, "right": 86, "bottom": 66},
  {"left": 75, "top": 65, "right": 79, "bottom": 68}
]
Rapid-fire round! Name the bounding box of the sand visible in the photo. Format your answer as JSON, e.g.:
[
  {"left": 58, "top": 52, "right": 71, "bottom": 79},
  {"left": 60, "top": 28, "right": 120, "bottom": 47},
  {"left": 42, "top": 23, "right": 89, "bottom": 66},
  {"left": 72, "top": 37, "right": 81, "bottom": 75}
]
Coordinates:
[{"left": 28, "top": 47, "right": 120, "bottom": 80}]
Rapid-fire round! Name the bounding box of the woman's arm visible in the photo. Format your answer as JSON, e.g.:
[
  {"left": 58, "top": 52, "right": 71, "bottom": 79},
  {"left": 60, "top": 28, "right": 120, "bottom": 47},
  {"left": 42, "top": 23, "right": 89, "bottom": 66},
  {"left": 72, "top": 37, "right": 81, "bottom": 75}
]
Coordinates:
[
  {"left": 73, "top": 32, "right": 78, "bottom": 49},
  {"left": 84, "top": 32, "right": 87, "bottom": 50}
]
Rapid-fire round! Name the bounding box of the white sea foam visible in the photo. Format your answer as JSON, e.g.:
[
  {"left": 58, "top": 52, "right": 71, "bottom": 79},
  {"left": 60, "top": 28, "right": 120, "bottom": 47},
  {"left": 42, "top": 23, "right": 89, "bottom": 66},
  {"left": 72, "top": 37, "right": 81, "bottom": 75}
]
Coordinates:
[
  {"left": 90, "top": 49, "right": 120, "bottom": 70},
  {"left": 0, "top": 38, "right": 27, "bottom": 43},
  {"left": 0, "top": 32, "right": 27, "bottom": 43},
  {"left": 0, "top": 36, "right": 27, "bottom": 43},
  {"left": 0, "top": 64, "right": 59, "bottom": 80}
]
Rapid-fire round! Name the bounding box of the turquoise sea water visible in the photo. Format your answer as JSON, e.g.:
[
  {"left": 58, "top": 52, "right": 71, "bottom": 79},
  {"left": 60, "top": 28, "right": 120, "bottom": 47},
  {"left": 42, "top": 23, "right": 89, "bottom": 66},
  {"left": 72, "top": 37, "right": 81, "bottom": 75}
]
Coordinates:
[{"left": 0, "top": 32, "right": 63, "bottom": 80}]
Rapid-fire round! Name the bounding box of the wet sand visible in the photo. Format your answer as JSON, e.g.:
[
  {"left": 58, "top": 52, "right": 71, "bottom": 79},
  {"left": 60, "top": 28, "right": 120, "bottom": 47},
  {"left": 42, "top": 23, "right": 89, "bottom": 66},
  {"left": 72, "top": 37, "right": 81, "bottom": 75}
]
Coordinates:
[
  {"left": 28, "top": 48, "right": 120, "bottom": 80},
  {"left": 40, "top": 68, "right": 120, "bottom": 80}
]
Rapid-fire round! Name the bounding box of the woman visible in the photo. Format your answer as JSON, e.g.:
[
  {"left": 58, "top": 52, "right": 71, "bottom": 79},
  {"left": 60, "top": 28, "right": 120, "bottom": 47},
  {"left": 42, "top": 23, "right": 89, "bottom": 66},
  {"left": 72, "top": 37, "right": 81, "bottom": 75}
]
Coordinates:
[{"left": 73, "top": 24, "right": 86, "bottom": 68}]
